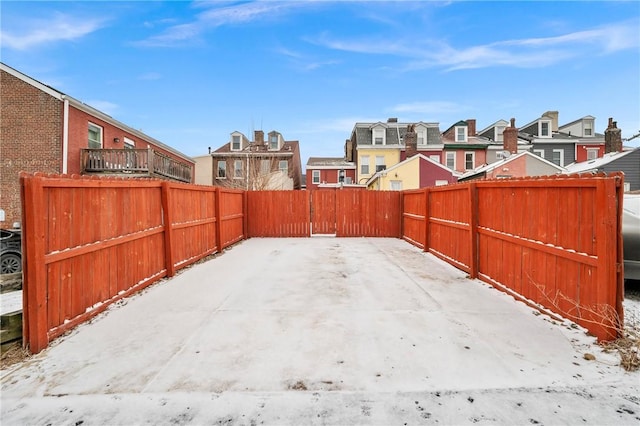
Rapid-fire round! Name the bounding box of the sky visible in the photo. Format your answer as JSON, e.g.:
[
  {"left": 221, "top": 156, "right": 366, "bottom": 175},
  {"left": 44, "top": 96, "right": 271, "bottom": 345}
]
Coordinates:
[{"left": 2, "top": 1, "right": 639, "bottom": 166}]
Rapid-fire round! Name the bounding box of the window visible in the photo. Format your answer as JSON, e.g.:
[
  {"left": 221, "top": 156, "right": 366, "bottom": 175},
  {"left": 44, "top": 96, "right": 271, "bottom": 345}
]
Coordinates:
[
  {"left": 269, "top": 135, "right": 278, "bottom": 150},
  {"left": 455, "top": 126, "right": 467, "bottom": 142},
  {"left": 234, "top": 160, "right": 243, "bottom": 178},
  {"left": 373, "top": 129, "right": 384, "bottom": 145},
  {"left": 278, "top": 160, "right": 288, "bottom": 174},
  {"left": 624, "top": 182, "right": 631, "bottom": 192},
  {"left": 217, "top": 161, "right": 227, "bottom": 178},
  {"left": 446, "top": 152, "right": 455, "bottom": 169},
  {"left": 584, "top": 120, "right": 594, "bottom": 136},
  {"left": 495, "top": 126, "right": 505, "bottom": 142},
  {"left": 464, "top": 152, "right": 475, "bottom": 170},
  {"left": 417, "top": 130, "right": 426, "bottom": 145},
  {"left": 375, "top": 156, "right": 385, "bottom": 172},
  {"left": 88, "top": 123, "right": 102, "bottom": 148},
  {"left": 123, "top": 137, "right": 135, "bottom": 149},
  {"left": 390, "top": 180, "right": 402, "bottom": 191},
  {"left": 551, "top": 149, "right": 564, "bottom": 166},
  {"left": 360, "top": 156, "right": 370, "bottom": 175},
  {"left": 231, "top": 135, "right": 241, "bottom": 151},
  {"left": 533, "top": 149, "right": 545, "bottom": 158},
  {"left": 587, "top": 148, "right": 599, "bottom": 161},
  {"left": 540, "top": 120, "right": 551, "bottom": 137},
  {"left": 338, "top": 169, "right": 345, "bottom": 183},
  {"left": 429, "top": 155, "right": 440, "bottom": 163},
  {"left": 344, "top": 176, "right": 352, "bottom": 184},
  {"left": 261, "top": 159, "right": 271, "bottom": 173},
  {"left": 312, "top": 170, "right": 320, "bottom": 184},
  {"left": 435, "top": 180, "right": 449, "bottom": 186}
]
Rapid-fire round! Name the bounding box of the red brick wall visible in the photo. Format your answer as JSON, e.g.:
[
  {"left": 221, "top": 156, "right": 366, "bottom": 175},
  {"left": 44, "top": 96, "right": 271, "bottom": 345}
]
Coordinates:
[
  {"left": 305, "top": 168, "right": 357, "bottom": 189},
  {"left": 0, "top": 70, "right": 62, "bottom": 228},
  {"left": 68, "top": 106, "right": 194, "bottom": 176}
]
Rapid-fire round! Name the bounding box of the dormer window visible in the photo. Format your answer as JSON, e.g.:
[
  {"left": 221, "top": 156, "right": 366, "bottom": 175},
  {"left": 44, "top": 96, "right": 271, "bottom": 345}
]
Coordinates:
[
  {"left": 231, "top": 135, "right": 241, "bottom": 151},
  {"left": 584, "top": 120, "right": 594, "bottom": 136},
  {"left": 455, "top": 126, "right": 467, "bottom": 142},
  {"left": 417, "top": 129, "right": 426, "bottom": 145},
  {"left": 269, "top": 134, "right": 279, "bottom": 150},
  {"left": 495, "top": 126, "right": 505, "bottom": 142},
  {"left": 373, "top": 128, "right": 385, "bottom": 145},
  {"left": 539, "top": 120, "right": 551, "bottom": 137}
]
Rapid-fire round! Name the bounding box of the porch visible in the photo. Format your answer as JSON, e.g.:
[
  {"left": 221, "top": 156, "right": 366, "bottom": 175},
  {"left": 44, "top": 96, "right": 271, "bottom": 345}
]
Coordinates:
[{"left": 81, "top": 148, "right": 192, "bottom": 183}]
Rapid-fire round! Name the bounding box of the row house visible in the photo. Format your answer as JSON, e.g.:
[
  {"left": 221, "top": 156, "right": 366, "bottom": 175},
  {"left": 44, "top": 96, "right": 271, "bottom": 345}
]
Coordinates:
[
  {"left": 0, "top": 62, "right": 194, "bottom": 229},
  {"left": 208, "top": 130, "right": 303, "bottom": 190},
  {"left": 305, "top": 157, "right": 357, "bottom": 190}
]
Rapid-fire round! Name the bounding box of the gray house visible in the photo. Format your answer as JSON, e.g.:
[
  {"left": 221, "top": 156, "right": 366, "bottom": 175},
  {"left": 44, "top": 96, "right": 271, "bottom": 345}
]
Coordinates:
[{"left": 564, "top": 147, "right": 640, "bottom": 192}]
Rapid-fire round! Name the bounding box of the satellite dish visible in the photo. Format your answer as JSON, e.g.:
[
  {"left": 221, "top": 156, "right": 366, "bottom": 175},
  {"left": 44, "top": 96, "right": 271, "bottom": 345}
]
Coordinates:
[{"left": 502, "top": 150, "right": 511, "bottom": 158}]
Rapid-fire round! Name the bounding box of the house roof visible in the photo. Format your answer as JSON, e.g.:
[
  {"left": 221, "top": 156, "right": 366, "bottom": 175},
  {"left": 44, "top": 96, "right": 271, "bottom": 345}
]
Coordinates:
[
  {"left": 460, "top": 151, "right": 566, "bottom": 181},
  {"left": 1, "top": 62, "right": 194, "bottom": 164},
  {"left": 306, "top": 157, "right": 355, "bottom": 168},
  {"left": 351, "top": 120, "right": 441, "bottom": 146},
  {"left": 564, "top": 148, "right": 638, "bottom": 173},
  {"left": 214, "top": 138, "right": 299, "bottom": 154},
  {"left": 366, "top": 154, "right": 461, "bottom": 186}
]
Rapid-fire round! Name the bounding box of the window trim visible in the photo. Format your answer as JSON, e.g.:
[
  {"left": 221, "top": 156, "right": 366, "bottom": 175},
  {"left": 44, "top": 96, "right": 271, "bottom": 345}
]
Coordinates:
[
  {"left": 123, "top": 137, "right": 135, "bottom": 149},
  {"left": 233, "top": 159, "right": 243, "bottom": 179},
  {"left": 552, "top": 149, "right": 564, "bottom": 166},
  {"left": 445, "top": 152, "right": 456, "bottom": 169},
  {"left": 586, "top": 148, "right": 599, "bottom": 161},
  {"left": 539, "top": 120, "right": 551, "bottom": 138},
  {"left": 269, "top": 134, "right": 279, "bottom": 150},
  {"left": 533, "top": 149, "right": 545, "bottom": 158},
  {"left": 495, "top": 126, "right": 505, "bottom": 142},
  {"left": 231, "top": 135, "right": 242, "bottom": 151},
  {"left": 464, "top": 151, "right": 475, "bottom": 170},
  {"left": 360, "top": 155, "right": 370, "bottom": 175},
  {"left": 375, "top": 155, "right": 385, "bottom": 172},
  {"left": 278, "top": 160, "right": 288, "bottom": 174},
  {"left": 312, "top": 170, "right": 320, "bottom": 184},
  {"left": 373, "top": 128, "right": 385, "bottom": 145},
  {"left": 88, "top": 122, "right": 103, "bottom": 149},
  {"left": 216, "top": 160, "right": 227, "bottom": 179},
  {"left": 455, "top": 126, "right": 467, "bottom": 142}
]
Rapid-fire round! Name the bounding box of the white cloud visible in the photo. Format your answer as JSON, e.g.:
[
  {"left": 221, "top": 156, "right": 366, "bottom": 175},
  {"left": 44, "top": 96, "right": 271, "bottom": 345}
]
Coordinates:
[
  {"left": 311, "top": 20, "right": 639, "bottom": 71},
  {"left": 0, "top": 13, "right": 105, "bottom": 50},
  {"left": 86, "top": 100, "right": 118, "bottom": 116},
  {"left": 136, "top": 2, "right": 316, "bottom": 48}
]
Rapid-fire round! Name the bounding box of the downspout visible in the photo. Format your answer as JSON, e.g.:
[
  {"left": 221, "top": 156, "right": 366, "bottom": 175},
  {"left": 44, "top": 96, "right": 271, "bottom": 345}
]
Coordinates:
[{"left": 62, "top": 98, "right": 69, "bottom": 174}]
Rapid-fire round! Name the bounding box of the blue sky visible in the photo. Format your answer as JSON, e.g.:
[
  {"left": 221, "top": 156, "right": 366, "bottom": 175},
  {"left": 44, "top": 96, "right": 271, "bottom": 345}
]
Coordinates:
[{"left": 2, "top": 1, "right": 639, "bottom": 164}]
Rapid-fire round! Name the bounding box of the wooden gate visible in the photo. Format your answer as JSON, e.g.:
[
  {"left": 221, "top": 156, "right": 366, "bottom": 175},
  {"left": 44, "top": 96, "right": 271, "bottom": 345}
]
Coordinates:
[{"left": 311, "top": 189, "right": 337, "bottom": 235}]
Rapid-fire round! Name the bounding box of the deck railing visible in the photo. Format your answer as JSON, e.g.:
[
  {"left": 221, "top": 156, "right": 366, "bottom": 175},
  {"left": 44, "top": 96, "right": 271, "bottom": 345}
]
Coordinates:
[{"left": 81, "top": 148, "right": 192, "bottom": 183}]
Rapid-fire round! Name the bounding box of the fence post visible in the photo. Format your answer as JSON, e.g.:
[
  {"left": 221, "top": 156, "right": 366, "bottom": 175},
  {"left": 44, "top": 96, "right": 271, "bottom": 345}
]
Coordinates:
[
  {"left": 214, "top": 187, "right": 223, "bottom": 252},
  {"left": 243, "top": 190, "right": 248, "bottom": 240},
  {"left": 468, "top": 182, "right": 479, "bottom": 279},
  {"left": 424, "top": 187, "right": 430, "bottom": 252},
  {"left": 21, "top": 174, "right": 49, "bottom": 353},
  {"left": 595, "top": 177, "right": 620, "bottom": 339},
  {"left": 161, "top": 181, "right": 175, "bottom": 277}
]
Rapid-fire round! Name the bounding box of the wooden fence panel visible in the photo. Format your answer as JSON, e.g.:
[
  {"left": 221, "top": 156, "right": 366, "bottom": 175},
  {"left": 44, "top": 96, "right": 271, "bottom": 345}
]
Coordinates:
[
  {"left": 427, "top": 185, "right": 472, "bottom": 272},
  {"left": 402, "top": 189, "right": 427, "bottom": 248},
  {"left": 246, "top": 191, "right": 310, "bottom": 237},
  {"left": 311, "top": 189, "right": 337, "bottom": 235},
  {"left": 20, "top": 174, "right": 246, "bottom": 353},
  {"left": 336, "top": 190, "right": 401, "bottom": 237}
]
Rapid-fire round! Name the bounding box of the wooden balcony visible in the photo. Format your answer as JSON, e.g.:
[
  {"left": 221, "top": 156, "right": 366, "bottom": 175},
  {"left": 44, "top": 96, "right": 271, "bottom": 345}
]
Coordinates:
[{"left": 81, "top": 148, "right": 192, "bottom": 183}]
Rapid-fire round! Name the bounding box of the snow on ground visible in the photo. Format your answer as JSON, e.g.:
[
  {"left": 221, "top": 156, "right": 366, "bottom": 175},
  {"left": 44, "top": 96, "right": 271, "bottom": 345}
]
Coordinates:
[{"left": 1, "top": 237, "right": 639, "bottom": 425}]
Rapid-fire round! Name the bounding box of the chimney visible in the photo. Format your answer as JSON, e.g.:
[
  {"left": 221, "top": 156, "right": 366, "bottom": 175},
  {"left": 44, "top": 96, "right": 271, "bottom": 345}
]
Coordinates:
[
  {"left": 387, "top": 117, "right": 398, "bottom": 123},
  {"left": 503, "top": 118, "right": 518, "bottom": 154},
  {"left": 466, "top": 119, "right": 476, "bottom": 136},
  {"left": 254, "top": 130, "right": 264, "bottom": 145},
  {"left": 344, "top": 139, "right": 353, "bottom": 162},
  {"left": 543, "top": 111, "right": 559, "bottom": 132},
  {"left": 604, "top": 117, "right": 623, "bottom": 153},
  {"left": 405, "top": 124, "right": 418, "bottom": 158}
]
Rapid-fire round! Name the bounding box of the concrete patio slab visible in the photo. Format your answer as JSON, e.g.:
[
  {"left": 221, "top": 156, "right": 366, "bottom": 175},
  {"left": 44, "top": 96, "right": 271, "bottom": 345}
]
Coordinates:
[{"left": 1, "top": 238, "right": 638, "bottom": 425}]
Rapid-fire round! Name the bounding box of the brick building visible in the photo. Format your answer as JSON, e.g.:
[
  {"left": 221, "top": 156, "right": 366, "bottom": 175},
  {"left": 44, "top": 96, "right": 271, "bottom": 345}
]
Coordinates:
[
  {"left": 0, "top": 62, "right": 194, "bottom": 228},
  {"left": 208, "top": 130, "right": 303, "bottom": 190}
]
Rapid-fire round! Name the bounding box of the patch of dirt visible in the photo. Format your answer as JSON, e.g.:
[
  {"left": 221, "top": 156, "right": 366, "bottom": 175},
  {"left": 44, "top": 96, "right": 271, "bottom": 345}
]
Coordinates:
[{"left": 1, "top": 341, "right": 30, "bottom": 369}]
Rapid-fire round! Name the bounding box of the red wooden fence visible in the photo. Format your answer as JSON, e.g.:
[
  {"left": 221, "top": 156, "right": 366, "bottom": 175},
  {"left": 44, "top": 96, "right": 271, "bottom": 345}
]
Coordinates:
[
  {"left": 20, "top": 173, "right": 623, "bottom": 352},
  {"left": 401, "top": 174, "right": 625, "bottom": 341},
  {"left": 20, "top": 173, "right": 245, "bottom": 353}
]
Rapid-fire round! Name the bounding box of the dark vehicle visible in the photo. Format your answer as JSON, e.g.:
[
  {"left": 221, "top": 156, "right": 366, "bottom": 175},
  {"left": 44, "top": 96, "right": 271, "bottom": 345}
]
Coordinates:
[{"left": 0, "top": 229, "right": 22, "bottom": 274}]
